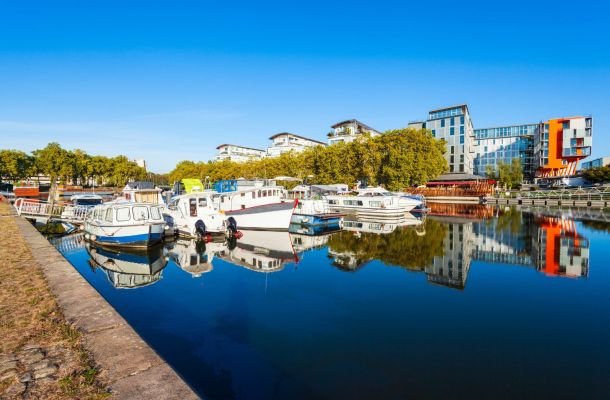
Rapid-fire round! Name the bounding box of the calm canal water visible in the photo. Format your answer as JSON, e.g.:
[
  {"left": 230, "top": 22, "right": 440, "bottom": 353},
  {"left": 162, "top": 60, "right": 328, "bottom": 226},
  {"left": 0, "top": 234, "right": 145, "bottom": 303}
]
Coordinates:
[{"left": 51, "top": 205, "right": 610, "bottom": 399}]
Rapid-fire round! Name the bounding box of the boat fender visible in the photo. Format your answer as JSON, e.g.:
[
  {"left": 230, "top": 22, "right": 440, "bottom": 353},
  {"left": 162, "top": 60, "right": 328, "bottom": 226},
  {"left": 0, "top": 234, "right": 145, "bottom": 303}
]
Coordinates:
[
  {"left": 194, "top": 219, "right": 206, "bottom": 239},
  {"left": 233, "top": 230, "right": 243, "bottom": 239},
  {"left": 90, "top": 234, "right": 97, "bottom": 242},
  {"left": 227, "top": 217, "right": 237, "bottom": 232},
  {"left": 84, "top": 233, "right": 90, "bottom": 240},
  {"left": 205, "top": 233, "right": 213, "bottom": 243},
  {"left": 79, "top": 225, "right": 85, "bottom": 231}
]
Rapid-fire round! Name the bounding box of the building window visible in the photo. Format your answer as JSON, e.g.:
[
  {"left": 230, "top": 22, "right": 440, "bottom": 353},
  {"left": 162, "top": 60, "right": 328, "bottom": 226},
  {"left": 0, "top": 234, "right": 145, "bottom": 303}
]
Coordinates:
[
  {"left": 450, "top": 146, "right": 454, "bottom": 154},
  {"left": 460, "top": 135, "right": 464, "bottom": 144},
  {"left": 459, "top": 164, "right": 464, "bottom": 172},
  {"left": 460, "top": 115, "right": 464, "bottom": 124},
  {"left": 450, "top": 155, "right": 455, "bottom": 163},
  {"left": 451, "top": 118, "right": 455, "bottom": 126},
  {"left": 431, "top": 129, "right": 436, "bottom": 137},
  {"left": 450, "top": 127, "right": 455, "bottom": 136},
  {"left": 460, "top": 126, "right": 464, "bottom": 135},
  {"left": 441, "top": 119, "right": 446, "bottom": 128}
]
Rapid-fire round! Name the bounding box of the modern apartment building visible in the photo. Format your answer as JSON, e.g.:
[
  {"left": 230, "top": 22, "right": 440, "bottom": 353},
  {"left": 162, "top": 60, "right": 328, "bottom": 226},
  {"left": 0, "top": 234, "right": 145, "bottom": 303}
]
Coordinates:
[
  {"left": 473, "top": 124, "right": 537, "bottom": 178},
  {"left": 410, "top": 105, "right": 593, "bottom": 181},
  {"left": 327, "top": 119, "right": 381, "bottom": 145},
  {"left": 534, "top": 117, "right": 593, "bottom": 178},
  {"left": 408, "top": 104, "right": 476, "bottom": 173},
  {"left": 214, "top": 144, "right": 267, "bottom": 163},
  {"left": 267, "top": 132, "right": 325, "bottom": 157}
]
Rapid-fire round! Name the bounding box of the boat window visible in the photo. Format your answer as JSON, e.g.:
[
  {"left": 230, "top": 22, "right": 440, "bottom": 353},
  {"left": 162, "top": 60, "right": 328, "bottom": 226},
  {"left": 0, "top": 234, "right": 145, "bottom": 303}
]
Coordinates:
[
  {"left": 252, "top": 191, "right": 256, "bottom": 199},
  {"left": 189, "top": 199, "right": 197, "bottom": 217},
  {"left": 198, "top": 198, "right": 207, "bottom": 208},
  {"left": 116, "top": 207, "right": 131, "bottom": 222},
  {"left": 168, "top": 199, "right": 179, "bottom": 210},
  {"left": 241, "top": 192, "right": 245, "bottom": 197},
  {"left": 258, "top": 190, "right": 261, "bottom": 197},
  {"left": 133, "top": 206, "right": 150, "bottom": 221},
  {"left": 104, "top": 208, "right": 113, "bottom": 223},
  {"left": 369, "top": 201, "right": 382, "bottom": 207},
  {"left": 150, "top": 206, "right": 162, "bottom": 220},
  {"left": 263, "top": 190, "right": 267, "bottom": 197}
]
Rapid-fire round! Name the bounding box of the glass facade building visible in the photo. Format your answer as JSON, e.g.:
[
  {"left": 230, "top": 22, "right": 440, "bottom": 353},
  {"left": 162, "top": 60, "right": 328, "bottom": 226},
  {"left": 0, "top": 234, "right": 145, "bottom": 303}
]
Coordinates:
[
  {"left": 409, "top": 105, "right": 593, "bottom": 181},
  {"left": 473, "top": 124, "right": 538, "bottom": 179}
]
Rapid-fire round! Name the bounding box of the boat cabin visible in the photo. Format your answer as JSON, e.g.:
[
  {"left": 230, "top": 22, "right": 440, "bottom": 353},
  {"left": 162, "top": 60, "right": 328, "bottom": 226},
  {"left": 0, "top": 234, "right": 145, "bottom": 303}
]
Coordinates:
[{"left": 91, "top": 203, "right": 165, "bottom": 225}]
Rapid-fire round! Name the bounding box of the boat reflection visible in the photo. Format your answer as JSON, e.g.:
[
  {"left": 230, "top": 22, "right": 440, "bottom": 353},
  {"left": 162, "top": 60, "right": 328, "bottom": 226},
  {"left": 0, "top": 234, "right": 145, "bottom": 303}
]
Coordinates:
[
  {"left": 342, "top": 213, "right": 424, "bottom": 235},
  {"left": 217, "top": 230, "right": 297, "bottom": 273},
  {"left": 85, "top": 242, "right": 168, "bottom": 289},
  {"left": 166, "top": 238, "right": 228, "bottom": 278}
]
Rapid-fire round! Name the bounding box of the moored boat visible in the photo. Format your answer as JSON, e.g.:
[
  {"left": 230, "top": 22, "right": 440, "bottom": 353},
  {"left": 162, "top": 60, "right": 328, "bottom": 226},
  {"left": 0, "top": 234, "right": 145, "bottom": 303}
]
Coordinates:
[
  {"left": 164, "top": 192, "right": 239, "bottom": 238},
  {"left": 325, "top": 186, "right": 422, "bottom": 216},
  {"left": 290, "top": 198, "right": 344, "bottom": 227},
  {"left": 174, "top": 179, "right": 296, "bottom": 231},
  {"left": 84, "top": 202, "right": 166, "bottom": 247}
]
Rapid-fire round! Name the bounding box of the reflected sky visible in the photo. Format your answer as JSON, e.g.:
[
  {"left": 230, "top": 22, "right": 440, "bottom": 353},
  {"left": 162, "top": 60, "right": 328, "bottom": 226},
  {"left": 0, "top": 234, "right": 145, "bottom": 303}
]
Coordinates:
[{"left": 51, "top": 206, "right": 610, "bottom": 399}]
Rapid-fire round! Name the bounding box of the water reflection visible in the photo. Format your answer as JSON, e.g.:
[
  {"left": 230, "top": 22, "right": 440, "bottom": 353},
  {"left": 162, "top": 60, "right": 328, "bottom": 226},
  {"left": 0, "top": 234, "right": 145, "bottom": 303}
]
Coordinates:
[
  {"left": 325, "top": 207, "right": 592, "bottom": 289},
  {"left": 85, "top": 242, "right": 168, "bottom": 289},
  {"left": 49, "top": 206, "right": 610, "bottom": 399},
  {"left": 166, "top": 238, "right": 220, "bottom": 278},
  {"left": 216, "top": 230, "right": 297, "bottom": 273}
]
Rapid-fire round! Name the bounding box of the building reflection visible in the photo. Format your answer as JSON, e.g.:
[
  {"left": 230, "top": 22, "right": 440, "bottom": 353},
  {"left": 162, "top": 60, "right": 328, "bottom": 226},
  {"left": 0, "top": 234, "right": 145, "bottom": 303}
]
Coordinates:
[
  {"left": 325, "top": 205, "right": 593, "bottom": 290},
  {"left": 425, "top": 218, "right": 473, "bottom": 290},
  {"left": 532, "top": 216, "right": 589, "bottom": 277}
]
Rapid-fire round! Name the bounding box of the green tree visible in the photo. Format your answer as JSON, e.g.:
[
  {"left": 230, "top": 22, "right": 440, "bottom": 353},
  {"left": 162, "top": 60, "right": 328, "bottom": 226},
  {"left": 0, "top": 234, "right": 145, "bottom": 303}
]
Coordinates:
[{"left": 0, "top": 150, "right": 33, "bottom": 182}]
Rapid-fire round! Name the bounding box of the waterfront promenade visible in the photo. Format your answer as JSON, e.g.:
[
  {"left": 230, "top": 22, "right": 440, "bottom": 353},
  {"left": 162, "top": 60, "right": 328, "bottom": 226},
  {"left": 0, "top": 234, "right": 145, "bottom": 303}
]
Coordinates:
[{"left": 0, "top": 200, "right": 198, "bottom": 399}]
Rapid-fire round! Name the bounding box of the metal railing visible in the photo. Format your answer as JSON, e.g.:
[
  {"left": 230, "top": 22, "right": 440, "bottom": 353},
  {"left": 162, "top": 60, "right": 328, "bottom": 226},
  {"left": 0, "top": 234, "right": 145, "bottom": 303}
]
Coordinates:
[
  {"left": 14, "top": 198, "right": 90, "bottom": 223},
  {"left": 497, "top": 187, "right": 610, "bottom": 202}
]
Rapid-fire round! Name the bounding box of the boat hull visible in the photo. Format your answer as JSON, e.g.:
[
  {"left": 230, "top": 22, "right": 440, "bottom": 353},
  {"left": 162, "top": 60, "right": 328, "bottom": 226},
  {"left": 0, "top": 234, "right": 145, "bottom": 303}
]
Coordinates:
[
  {"left": 84, "top": 222, "right": 165, "bottom": 248},
  {"left": 291, "top": 213, "right": 343, "bottom": 227},
  {"left": 225, "top": 201, "right": 295, "bottom": 231}
]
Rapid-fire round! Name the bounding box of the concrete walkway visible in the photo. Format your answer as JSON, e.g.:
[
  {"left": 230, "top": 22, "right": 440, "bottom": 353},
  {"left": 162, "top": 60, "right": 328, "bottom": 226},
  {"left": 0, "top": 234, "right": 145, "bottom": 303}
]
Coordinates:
[{"left": 14, "top": 217, "right": 199, "bottom": 399}]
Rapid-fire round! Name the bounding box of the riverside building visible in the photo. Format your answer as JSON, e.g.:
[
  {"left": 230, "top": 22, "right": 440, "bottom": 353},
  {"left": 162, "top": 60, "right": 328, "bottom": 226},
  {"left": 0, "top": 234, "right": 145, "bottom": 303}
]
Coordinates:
[
  {"left": 266, "top": 132, "right": 326, "bottom": 157},
  {"left": 327, "top": 119, "right": 381, "bottom": 145},
  {"left": 408, "top": 104, "right": 476, "bottom": 174},
  {"left": 214, "top": 144, "right": 267, "bottom": 163},
  {"left": 410, "top": 105, "right": 593, "bottom": 182}
]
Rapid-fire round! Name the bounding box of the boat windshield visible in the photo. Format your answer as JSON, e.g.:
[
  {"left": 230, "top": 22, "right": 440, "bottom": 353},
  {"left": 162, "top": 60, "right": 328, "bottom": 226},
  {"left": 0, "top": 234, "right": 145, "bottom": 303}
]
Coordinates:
[{"left": 74, "top": 198, "right": 103, "bottom": 206}]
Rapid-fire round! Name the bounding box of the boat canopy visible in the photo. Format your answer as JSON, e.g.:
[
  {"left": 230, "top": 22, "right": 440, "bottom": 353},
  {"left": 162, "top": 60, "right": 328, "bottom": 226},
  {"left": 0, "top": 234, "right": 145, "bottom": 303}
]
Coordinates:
[
  {"left": 182, "top": 179, "right": 205, "bottom": 193},
  {"left": 214, "top": 180, "right": 238, "bottom": 193}
]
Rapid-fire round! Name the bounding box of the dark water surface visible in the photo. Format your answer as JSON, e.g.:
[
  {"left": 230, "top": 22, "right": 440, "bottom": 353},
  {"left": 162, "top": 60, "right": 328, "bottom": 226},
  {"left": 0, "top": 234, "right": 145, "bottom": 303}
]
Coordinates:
[{"left": 51, "top": 206, "right": 610, "bottom": 399}]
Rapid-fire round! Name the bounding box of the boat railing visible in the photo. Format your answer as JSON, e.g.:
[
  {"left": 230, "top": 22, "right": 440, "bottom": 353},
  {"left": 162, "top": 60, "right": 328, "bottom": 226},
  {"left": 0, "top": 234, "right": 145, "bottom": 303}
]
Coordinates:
[{"left": 15, "top": 198, "right": 90, "bottom": 224}]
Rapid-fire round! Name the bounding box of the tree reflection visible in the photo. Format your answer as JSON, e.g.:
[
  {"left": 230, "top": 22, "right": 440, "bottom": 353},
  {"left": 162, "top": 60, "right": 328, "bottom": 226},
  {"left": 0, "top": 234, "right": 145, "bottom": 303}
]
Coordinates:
[{"left": 327, "top": 219, "right": 447, "bottom": 271}]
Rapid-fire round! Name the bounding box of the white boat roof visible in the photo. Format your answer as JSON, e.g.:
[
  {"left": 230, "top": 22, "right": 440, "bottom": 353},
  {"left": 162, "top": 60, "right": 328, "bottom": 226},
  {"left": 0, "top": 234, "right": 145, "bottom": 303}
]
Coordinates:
[{"left": 71, "top": 194, "right": 103, "bottom": 200}]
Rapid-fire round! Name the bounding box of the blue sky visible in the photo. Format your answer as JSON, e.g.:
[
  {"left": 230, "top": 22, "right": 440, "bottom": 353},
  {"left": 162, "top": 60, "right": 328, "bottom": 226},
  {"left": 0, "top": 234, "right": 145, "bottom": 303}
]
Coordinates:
[{"left": 1, "top": 0, "right": 609, "bottom": 172}]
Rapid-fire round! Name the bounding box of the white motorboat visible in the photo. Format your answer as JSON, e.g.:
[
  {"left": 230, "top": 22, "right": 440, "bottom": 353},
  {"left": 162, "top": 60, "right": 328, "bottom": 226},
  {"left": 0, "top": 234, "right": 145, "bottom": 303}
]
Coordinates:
[
  {"left": 290, "top": 198, "right": 344, "bottom": 227},
  {"left": 164, "top": 192, "right": 239, "bottom": 238},
  {"left": 176, "top": 179, "right": 295, "bottom": 231},
  {"left": 324, "top": 186, "right": 421, "bottom": 216},
  {"left": 84, "top": 202, "right": 166, "bottom": 247}
]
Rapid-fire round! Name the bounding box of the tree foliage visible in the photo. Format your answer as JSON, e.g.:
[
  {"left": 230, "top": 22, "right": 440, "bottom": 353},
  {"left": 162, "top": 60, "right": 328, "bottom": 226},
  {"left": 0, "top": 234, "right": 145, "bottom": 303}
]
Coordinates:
[
  {"left": 582, "top": 165, "right": 610, "bottom": 184},
  {"left": 487, "top": 159, "right": 522, "bottom": 189},
  {"left": 0, "top": 150, "right": 33, "bottom": 181},
  {"left": 326, "top": 218, "right": 448, "bottom": 271},
  {"left": 170, "top": 128, "right": 448, "bottom": 191},
  {"left": 0, "top": 143, "right": 146, "bottom": 186}
]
